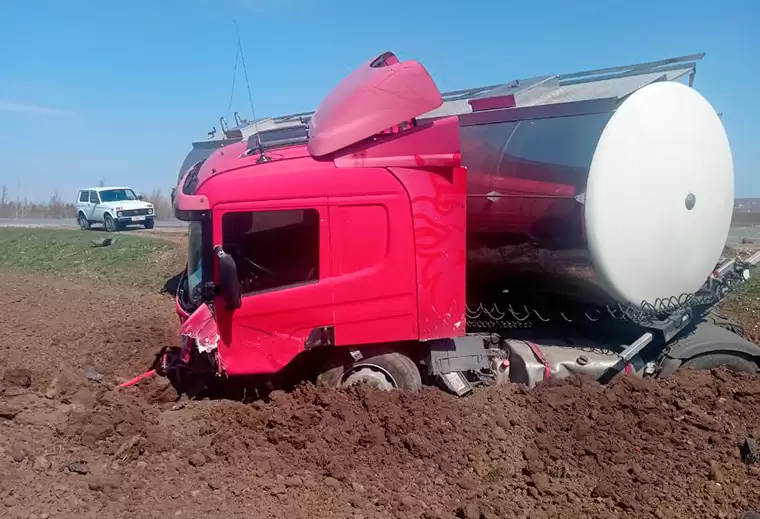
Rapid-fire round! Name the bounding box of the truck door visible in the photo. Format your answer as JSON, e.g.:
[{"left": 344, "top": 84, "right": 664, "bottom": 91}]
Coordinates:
[{"left": 212, "top": 203, "right": 334, "bottom": 376}]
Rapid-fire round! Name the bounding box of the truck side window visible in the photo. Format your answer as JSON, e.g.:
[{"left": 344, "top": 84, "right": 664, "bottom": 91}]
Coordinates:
[
  {"left": 222, "top": 209, "right": 320, "bottom": 295},
  {"left": 79, "top": 191, "right": 89, "bottom": 202},
  {"left": 89, "top": 191, "right": 100, "bottom": 204}
]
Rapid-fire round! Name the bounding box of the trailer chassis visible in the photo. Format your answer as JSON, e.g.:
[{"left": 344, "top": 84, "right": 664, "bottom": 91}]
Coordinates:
[{"left": 426, "top": 251, "right": 760, "bottom": 396}]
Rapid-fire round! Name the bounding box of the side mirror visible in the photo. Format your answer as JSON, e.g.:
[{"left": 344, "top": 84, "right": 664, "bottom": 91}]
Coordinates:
[
  {"left": 213, "top": 245, "right": 241, "bottom": 310},
  {"left": 137, "top": 194, "right": 145, "bottom": 201}
]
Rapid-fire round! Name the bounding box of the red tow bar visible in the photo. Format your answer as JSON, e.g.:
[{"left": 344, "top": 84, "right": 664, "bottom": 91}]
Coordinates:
[{"left": 119, "top": 369, "right": 157, "bottom": 388}]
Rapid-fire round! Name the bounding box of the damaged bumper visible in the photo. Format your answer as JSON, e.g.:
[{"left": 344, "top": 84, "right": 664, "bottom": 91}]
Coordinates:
[{"left": 178, "top": 303, "right": 220, "bottom": 354}]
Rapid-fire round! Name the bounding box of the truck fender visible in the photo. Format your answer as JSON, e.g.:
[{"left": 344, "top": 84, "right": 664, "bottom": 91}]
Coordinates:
[{"left": 658, "top": 322, "right": 760, "bottom": 378}]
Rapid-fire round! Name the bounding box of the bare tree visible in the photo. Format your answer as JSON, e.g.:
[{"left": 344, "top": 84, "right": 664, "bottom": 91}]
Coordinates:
[
  {"left": 98, "top": 177, "right": 106, "bottom": 187},
  {"left": 0, "top": 185, "right": 7, "bottom": 218},
  {"left": 16, "top": 176, "right": 21, "bottom": 219},
  {"left": 49, "top": 189, "right": 64, "bottom": 218},
  {"left": 146, "top": 188, "right": 173, "bottom": 220}
]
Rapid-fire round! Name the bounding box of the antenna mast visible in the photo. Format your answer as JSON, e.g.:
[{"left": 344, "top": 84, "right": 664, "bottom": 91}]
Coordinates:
[{"left": 234, "top": 20, "right": 257, "bottom": 123}]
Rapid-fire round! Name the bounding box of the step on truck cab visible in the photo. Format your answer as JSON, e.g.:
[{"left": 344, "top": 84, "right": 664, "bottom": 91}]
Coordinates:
[{"left": 166, "top": 51, "right": 760, "bottom": 396}]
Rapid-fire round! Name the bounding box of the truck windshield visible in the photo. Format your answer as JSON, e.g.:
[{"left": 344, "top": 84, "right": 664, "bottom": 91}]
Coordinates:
[
  {"left": 187, "top": 222, "right": 204, "bottom": 300},
  {"left": 100, "top": 189, "right": 138, "bottom": 202}
]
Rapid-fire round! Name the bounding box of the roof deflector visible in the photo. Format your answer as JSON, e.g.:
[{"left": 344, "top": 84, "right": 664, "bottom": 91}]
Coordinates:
[{"left": 307, "top": 51, "right": 444, "bottom": 157}]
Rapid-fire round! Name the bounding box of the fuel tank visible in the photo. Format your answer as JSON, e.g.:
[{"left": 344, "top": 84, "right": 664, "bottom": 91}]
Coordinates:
[{"left": 461, "top": 81, "right": 734, "bottom": 308}]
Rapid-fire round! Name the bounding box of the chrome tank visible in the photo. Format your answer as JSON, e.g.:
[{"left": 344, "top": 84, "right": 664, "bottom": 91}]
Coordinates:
[{"left": 462, "top": 105, "right": 616, "bottom": 307}]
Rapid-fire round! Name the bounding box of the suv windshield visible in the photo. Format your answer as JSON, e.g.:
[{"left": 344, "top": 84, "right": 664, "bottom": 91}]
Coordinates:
[
  {"left": 100, "top": 189, "right": 138, "bottom": 202},
  {"left": 187, "top": 221, "right": 204, "bottom": 300}
]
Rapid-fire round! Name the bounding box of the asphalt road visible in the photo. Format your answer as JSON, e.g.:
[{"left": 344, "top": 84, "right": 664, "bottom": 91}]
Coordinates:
[
  {"left": 0, "top": 218, "right": 187, "bottom": 232},
  {"left": 3, "top": 217, "right": 760, "bottom": 245}
]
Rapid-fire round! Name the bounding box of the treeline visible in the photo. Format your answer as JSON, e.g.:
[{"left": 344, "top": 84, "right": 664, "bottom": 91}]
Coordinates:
[{"left": 0, "top": 186, "right": 174, "bottom": 220}]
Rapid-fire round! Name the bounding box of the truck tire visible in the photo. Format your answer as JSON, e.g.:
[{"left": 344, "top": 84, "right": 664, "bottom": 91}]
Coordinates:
[
  {"left": 144, "top": 219, "right": 155, "bottom": 230},
  {"left": 104, "top": 213, "right": 118, "bottom": 232},
  {"left": 317, "top": 347, "right": 422, "bottom": 393},
  {"left": 680, "top": 352, "right": 758, "bottom": 374},
  {"left": 78, "top": 213, "right": 91, "bottom": 230}
]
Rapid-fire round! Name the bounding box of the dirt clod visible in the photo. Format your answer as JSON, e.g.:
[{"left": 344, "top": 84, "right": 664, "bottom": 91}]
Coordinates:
[
  {"left": 0, "top": 404, "right": 21, "bottom": 420},
  {"left": 88, "top": 475, "right": 121, "bottom": 492},
  {"left": 188, "top": 451, "right": 207, "bottom": 467},
  {"left": 3, "top": 368, "right": 32, "bottom": 388},
  {"left": 324, "top": 477, "right": 341, "bottom": 488},
  {"left": 284, "top": 476, "right": 303, "bottom": 488},
  {"left": 8, "top": 444, "right": 27, "bottom": 462},
  {"left": 530, "top": 472, "right": 552, "bottom": 493},
  {"left": 709, "top": 460, "right": 726, "bottom": 483},
  {"left": 33, "top": 455, "right": 51, "bottom": 470}
]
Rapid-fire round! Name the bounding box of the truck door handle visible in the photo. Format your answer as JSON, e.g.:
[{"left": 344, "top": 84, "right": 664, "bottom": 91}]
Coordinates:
[{"left": 486, "top": 191, "right": 501, "bottom": 203}]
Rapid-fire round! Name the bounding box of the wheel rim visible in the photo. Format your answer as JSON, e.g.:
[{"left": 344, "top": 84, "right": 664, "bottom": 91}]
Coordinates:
[
  {"left": 342, "top": 364, "right": 397, "bottom": 391},
  {"left": 79, "top": 215, "right": 86, "bottom": 228},
  {"left": 105, "top": 216, "right": 114, "bottom": 230}
]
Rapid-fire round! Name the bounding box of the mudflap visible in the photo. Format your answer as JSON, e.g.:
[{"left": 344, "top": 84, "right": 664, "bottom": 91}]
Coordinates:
[{"left": 658, "top": 322, "right": 760, "bottom": 378}]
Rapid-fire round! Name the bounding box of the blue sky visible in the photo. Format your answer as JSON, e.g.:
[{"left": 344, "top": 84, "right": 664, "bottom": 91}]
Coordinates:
[{"left": 1, "top": 0, "right": 758, "bottom": 201}]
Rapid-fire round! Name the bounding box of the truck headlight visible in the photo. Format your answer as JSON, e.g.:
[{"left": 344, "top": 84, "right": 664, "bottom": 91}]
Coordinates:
[
  {"left": 148, "top": 207, "right": 154, "bottom": 215},
  {"left": 117, "top": 211, "right": 123, "bottom": 217}
]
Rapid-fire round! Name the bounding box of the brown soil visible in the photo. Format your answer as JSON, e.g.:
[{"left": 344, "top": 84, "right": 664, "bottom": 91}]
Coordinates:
[{"left": 1, "top": 271, "right": 760, "bottom": 519}]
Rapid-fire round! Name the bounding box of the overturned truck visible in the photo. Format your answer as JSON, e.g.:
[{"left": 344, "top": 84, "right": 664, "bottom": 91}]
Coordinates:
[{"left": 162, "top": 51, "right": 760, "bottom": 396}]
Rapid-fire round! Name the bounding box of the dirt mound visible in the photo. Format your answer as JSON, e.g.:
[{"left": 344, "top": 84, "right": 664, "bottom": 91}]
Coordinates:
[
  {"left": 5, "top": 371, "right": 757, "bottom": 519},
  {"left": 1, "top": 271, "right": 760, "bottom": 518},
  {"left": 175, "top": 374, "right": 759, "bottom": 519}
]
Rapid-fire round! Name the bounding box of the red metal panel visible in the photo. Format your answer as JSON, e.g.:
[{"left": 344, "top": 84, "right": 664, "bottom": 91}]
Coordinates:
[
  {"left": 332, "top": 116, "right": 461, "bottom": 169},
  {"left": 469, "top": 94, "right": 516, "bottom": 112},
  {"left": 307, "top": 52, "right": 443, "bottom": 157},
  {"left": 329, "top": 193, "right": 418, "bottom": 346},
  {"left": 389, "top": 166, "right": 467, "bottom": 340}
]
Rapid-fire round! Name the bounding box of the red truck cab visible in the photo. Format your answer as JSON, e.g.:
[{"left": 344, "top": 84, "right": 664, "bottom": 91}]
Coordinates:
[{"left": 173, "top": 51, "right": 468, "bottom": 390}]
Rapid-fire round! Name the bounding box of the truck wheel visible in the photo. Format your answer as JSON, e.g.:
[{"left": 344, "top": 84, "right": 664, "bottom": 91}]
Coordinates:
[
  {"left": 144, "top": 219, "right": 155, "bottom": 230},
  {"left": 680, "top": 352, "right": 758, "bottom": 374},
  {"left": 78, "top": 213, "right": 91, "bottom": 230},
  {"left": 317, "top": 348, "right": 422, "bottom": 392},
  {"left": 104, "top": 214, "right": 118, "bottom": 232}
]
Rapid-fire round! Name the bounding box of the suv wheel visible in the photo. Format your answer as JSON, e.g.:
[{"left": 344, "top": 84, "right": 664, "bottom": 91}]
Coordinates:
[
  {"left": 78, "top": 213, "right": 91, "bottom": 230},
  {"left": 144, "top": 219, "right": 155, "bottom": 230},
  {"left": 104, "top": 214, "right": 118, "bottom": 232}
]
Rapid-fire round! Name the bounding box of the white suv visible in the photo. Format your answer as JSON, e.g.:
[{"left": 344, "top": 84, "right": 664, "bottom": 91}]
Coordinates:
[{"left": 76, "top": 187, "right": 156, "bottom": 232}]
